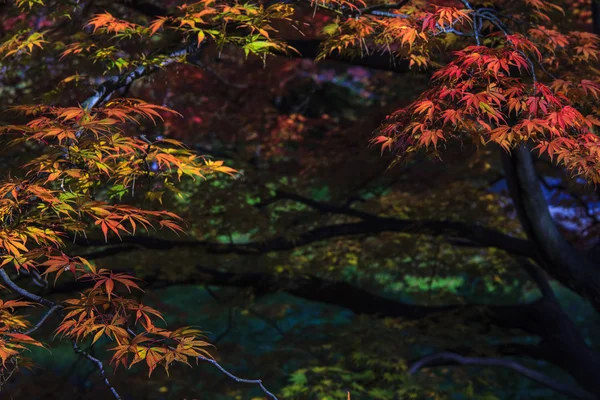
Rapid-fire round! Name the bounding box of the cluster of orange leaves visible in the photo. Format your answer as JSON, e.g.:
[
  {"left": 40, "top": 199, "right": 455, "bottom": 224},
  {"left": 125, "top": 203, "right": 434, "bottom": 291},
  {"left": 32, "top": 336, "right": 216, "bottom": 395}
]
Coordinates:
[
  {"left": 0, "top": 80, "right": 234, "bottom": 378},
  {"left": 54, "top": 269, "right": 212, "bottom": 376},
  {"left": 0, "top": 1, "right": 309, "bottom": 381},
  {"left": 318, "top": 3, "right": 473, "bottom": 68},
  {"left": 80, "top": 0, "right": 297, "bottom": 60},
  {"left": 0, "top": 299, "right": 44, "bottom": 367},
  {"left": 0, "top": 94, "right": 232, "bottom": 376}
]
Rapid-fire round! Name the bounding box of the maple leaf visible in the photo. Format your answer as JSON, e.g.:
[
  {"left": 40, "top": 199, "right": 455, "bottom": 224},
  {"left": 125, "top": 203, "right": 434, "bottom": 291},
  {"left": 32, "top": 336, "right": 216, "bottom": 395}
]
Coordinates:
[
  {"left": 40, "top": 253, "right": 81, "bottom": 284},
  {"left": 580, "top": 80, "right": 600, "bottom": 99},
  {"left": 205, "top": 160, "right": 237, "bottom": 176},
  {"left": 149, "top": 17, "right": 169, "bottom": 36},
  {"left": 131, "top": 303, "right": 165, "bottom": 329},
  {"left": 371, "top": 135, "right": 394, "bottom": 155},
  {"left": 82, "top": 271, "right": 143, "bottom": 299},
  {"left": 87, "top": 13, "right": 138, "bottom": 34},
  {"left": 419, "top": 128, "right": 445, "bottom": 149}
]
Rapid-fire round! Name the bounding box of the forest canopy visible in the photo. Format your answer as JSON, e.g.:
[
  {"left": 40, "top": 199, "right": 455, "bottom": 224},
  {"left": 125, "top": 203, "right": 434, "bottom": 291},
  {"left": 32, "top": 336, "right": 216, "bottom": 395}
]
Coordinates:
[{"left": 1, "top": 0, "right": 600, "bottom": 399}]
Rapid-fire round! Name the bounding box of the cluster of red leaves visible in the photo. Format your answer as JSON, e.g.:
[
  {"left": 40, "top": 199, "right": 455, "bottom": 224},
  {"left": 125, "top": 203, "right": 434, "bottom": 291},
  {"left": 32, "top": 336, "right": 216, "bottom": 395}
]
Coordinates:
[{"left": 371, "top": 2, "right": 600, "bottom": 183}]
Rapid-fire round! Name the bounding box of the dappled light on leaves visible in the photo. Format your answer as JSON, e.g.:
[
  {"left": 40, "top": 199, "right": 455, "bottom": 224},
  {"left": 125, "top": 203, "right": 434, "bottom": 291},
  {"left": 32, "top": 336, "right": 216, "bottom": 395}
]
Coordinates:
[{"left": 1, "top": 0, "right": 600, "bottom": 399}]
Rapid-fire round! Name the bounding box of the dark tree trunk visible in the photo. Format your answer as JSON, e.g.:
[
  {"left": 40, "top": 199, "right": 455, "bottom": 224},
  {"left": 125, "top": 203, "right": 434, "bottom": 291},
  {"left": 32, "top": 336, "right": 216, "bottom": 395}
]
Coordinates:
[
  {"left": 593, "top": 0, "right": 600, "bottom": 34},
  {"left": 502, "top": 145, "right": 600, "bottom": 311},
  {"left": 502, "top": 145, "right": 600, "bottom": 397}
]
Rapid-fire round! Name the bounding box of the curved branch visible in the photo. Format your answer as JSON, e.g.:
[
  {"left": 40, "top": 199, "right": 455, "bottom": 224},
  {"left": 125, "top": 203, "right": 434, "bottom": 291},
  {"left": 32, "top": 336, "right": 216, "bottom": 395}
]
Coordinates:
[
  {"left": 76, "top": 217, "right": 532, "bottom": 259},
  {"left": 0, "top": 268, "right": 55, "bottom": 308},
  {"left": 73, "top": 342, "right": 122, "bottom": 400},
  {"left": 198, "top": 355, "right": 279, "bottom": 400},
  {"left": 151, "top": 265, "right": 600, "bottom": 397},
  {"left": 0, "top": 272, "right": 123, "bottom": 397},
  {"left": 82, "top": 42, "right": 205, "bottom": 110},
  {"left": 520, "top": 258, "right": 558, "bottom": 303},
  {"left": 408, "top": 352, "right": 594, "bottom": 400},
  {"left": 23, "top": 305, "right": 62, "bottom": 335}
]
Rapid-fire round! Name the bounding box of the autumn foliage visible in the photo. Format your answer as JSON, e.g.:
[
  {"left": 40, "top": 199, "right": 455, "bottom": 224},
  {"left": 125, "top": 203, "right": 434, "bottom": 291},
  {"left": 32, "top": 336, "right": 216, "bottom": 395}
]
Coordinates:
[
  {"left": 0, "top": 96, "right": 236, "bottom": 374},
  {"left": 2, "top": 0, "right": 600, "bottom": 398},
  {"left": 0, "top": 3, "right": 241, "bottom": 382}
]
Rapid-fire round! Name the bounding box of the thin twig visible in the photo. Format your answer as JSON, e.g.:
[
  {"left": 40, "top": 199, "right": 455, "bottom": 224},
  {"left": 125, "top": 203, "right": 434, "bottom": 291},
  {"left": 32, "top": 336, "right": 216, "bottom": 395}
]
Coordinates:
[
  {"left": 23, "top": 305, "right": 62, "bottom": 335},
  {"left": 198, "top": 355, "right": 279, "bottom": 400},
  {"left": 247, "top": 307, "right": 286, "bottom": 337},
  {"left": 188, "top": 59, "right": 249, "bottom": 89},
  {"left": 0, "top": 269, "right": 123, "bottom": 399},
  {"left": 72, "top": 342, "right": 122, "bottom": 400}
]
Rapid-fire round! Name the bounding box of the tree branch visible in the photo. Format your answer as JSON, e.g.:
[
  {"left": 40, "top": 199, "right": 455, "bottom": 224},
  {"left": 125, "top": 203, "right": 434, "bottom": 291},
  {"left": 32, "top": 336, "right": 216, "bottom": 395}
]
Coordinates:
[
  {"left": 0, "top": 270, "right": 123, "bottom": 397},
  {"left": 75, "top": 216, "right": 532, "bottom": 260},
  {"left": 356, "top": 0, "right": 410, "bottom": 15},
  {"left": 197, "top": 355, "right": 279, "bottom": 400},
  {"left": 23, "top": 305, "right": 62, "bottom": 335},
  {"left": 519, "top": 258, "right": 558, "bottom": 303},
  {"left": 147, "top": 265, "right": 600, "bottom": 397},
  {"left": 0, "top": 269, "right": 55, "bottom": 308},
  {"left": 82, "top": 42, "right": 205, "bottom": 110},
  {"left": 408, "top": 352, "right": 594, "bottom": 400},
  {"left": 257, "top": 190, "right": 377, "bottom": 220},
  {"left": 72, "top": 342, "right": 122, "bottom": 400}
]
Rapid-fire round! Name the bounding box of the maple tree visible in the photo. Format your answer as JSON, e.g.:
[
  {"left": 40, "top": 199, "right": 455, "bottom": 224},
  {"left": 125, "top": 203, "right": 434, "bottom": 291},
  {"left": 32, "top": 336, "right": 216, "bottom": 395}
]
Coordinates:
[{"left": 2, "top": 0, "right": 600, "bottom": 399}]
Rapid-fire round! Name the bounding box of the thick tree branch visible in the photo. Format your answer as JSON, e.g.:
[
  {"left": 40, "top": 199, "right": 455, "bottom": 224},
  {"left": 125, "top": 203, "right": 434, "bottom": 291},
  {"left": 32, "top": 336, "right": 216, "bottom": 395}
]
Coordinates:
[
  {"left": 408, "top": 352, "right": 594, "bottom": 400},
  {"left": 192, "top": 266, "right": 461, "bottom": 318},
  {"left": 82, "top": 42, "right": 205, "bottom": 110},
  {"left": 154, "top": 265, "right": 600, "bottom": 397},
  {"left": 257, "top": 190, "right": 379, "bottom": 220},
  {"left": 519, "top": 258, "right": 558, "bottom": 303},
  {"left": 0, "top": 269, "right": 55, "bottom": 308},
  {"left": 75, "top": 216, "right": 532, "bottom": 260}
]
